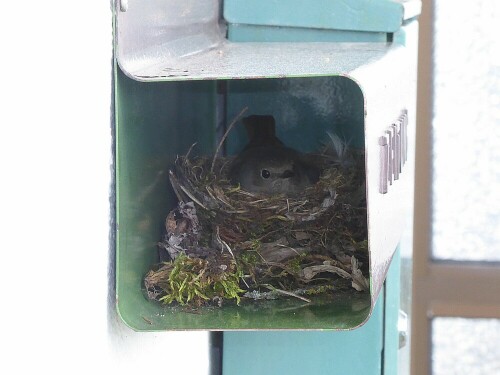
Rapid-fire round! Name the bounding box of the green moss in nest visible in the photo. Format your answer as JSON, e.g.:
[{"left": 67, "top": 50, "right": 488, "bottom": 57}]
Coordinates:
[{"left": 145, "top": 253, "right": 244, "bottom": 306}]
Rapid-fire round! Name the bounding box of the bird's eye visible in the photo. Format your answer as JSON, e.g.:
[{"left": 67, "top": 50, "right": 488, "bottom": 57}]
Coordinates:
[{"left": 261, "top": 169, "right": 271, "bottom": 179}]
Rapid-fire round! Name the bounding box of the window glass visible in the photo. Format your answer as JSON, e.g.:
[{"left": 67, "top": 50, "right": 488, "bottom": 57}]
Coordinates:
[
  {"left": 432, "top": 318, "right": 500, "bottom": 374},
  {"left": 432, "top": 1, "right": 500, "bottom": 260}
]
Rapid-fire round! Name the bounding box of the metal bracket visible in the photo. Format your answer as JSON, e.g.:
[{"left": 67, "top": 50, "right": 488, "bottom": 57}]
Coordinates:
[
  {"left": 398, "top": 310, "right": 409, "bottom": 349},
  {"left": 119, "top": 0, "right": 128, "bottom": 12}
]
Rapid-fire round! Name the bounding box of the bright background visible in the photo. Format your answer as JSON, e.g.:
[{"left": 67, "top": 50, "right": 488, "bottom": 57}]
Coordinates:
[{"left": 0, "top": 2, "right": 209, "bottom": 374}]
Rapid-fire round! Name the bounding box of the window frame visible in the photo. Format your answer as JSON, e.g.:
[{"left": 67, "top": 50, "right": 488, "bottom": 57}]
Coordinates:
[{"left": 411, "top": 1, "right": 500, "bottom": 373}]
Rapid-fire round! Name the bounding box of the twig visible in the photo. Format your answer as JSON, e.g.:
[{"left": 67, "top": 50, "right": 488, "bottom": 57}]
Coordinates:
[
  {"left": 185, "top": 142, "right": 197, "bottom": 159},
  {"left": 211, "top": 106, "right": 249, "bottom": 173},
  {"left": 216, "top": 226, "right": 235, "bottom": 259},
  {"left": 169, "top": 170, "right": 185, "bottom": 203},
  {"left": 170, "top": 163, "right": 208, "bottom": 209},
  {"left": 263, "top": 285, "right": 311, "bottom": 303}
]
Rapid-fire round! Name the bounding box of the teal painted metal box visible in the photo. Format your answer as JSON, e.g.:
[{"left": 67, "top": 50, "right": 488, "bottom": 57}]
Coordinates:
[
  {"left": 224, "top": 0, "right": 420, "bottom": 32},
  {"left": 224, "top": 0, "right": 421, "bottom": 42},
  {"left": 223, "top": 247, "right": 403, "bottom": 375},
  {"left": 116, "top": 71, "right": 372, "bottom": 330},
  {"left": 114, "top": 0, "right": 418, "bottom": 337}
]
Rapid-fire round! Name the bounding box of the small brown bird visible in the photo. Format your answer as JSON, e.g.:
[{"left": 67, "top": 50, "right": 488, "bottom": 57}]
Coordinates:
[{"left": 228, "top": 115, "right": 320, "bottom": 196}]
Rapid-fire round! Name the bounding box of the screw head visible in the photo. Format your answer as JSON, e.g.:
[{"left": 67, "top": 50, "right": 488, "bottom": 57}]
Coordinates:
[{"left": 120, "top": 0, "right": 128, "bottom": 12}]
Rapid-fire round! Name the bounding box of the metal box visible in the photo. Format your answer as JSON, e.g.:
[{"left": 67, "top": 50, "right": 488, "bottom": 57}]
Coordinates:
[
  {"left": 224, "top": 0, "right": 421, "bottom": 43},
  {"left": 114, "top": 0, "right": 418, "bottom": 331}
]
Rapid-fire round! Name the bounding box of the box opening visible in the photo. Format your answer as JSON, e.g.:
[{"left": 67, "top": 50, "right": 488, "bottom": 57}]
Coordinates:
[{"left": 116, "top": 67, "right": 373, "bottom": 330}]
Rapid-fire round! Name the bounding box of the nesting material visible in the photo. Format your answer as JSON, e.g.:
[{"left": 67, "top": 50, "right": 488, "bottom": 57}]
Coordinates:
[{"left": 144, "top": 148, "right": 369, "bottom": 307}]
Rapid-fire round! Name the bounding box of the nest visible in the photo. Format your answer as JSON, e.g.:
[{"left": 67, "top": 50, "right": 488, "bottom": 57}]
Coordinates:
[{"left": 144, "top": 148, "right": 369, "bottom": 307}]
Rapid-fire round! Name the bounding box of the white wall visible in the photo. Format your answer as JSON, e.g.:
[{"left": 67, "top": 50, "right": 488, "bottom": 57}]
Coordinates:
[{"left": 0, "top": 2, "right": 210, "bottom": 374}]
